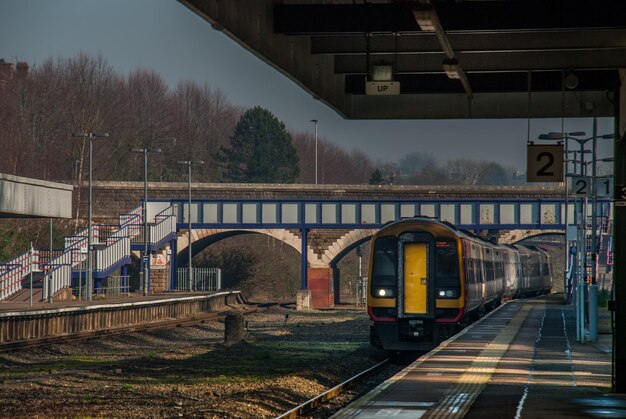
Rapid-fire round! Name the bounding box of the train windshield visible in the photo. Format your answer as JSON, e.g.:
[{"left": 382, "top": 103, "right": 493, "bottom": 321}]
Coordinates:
[
  {"left": 435, "top": 241, "right": 459, "bottom": 286},
  {"left": 371, "top": 236, "right": 397, "bottom": 287}
]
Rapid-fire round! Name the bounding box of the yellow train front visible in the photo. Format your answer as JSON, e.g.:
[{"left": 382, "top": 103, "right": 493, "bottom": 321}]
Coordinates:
[{"left": 367, "top": 217, "right": 502, "bottom": 352}]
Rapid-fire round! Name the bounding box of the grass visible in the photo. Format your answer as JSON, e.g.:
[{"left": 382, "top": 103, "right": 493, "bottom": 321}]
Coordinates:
[
  {"left": 141, "top": 340, "right": 367, "bottom": 385},
  {"left": 0, "top": 310, "right": 371, "bottom": 388},
  {"left": 120, "top": 384, "right": 134, "bottom": 392},
  {"left": 0, "top": 356, "right": 114, "bottom": 377}
]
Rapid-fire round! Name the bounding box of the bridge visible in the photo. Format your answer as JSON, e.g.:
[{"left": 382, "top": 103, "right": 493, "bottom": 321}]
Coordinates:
[
  {"left": 0, "top": 182, "right": 610, "bottom": 307},
  {"left": 71, "top": 182, "right": 605, "bottom": 307}
]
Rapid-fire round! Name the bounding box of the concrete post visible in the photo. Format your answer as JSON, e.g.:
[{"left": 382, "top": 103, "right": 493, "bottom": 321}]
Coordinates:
[
  {"left": 300, "top": 227, "right": 308, "bottom": 290},
  {"left": 224, "top": 312, "right": 244, "bottom": 345},
  {"left": 169, "top": 239, "right": 177, "bottom": 291}
]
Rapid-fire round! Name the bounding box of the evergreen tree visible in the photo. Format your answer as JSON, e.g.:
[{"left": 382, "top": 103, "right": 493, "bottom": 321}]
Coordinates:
[
  {"left": 369, "top": 169, "right": 384, "bottom": 185},
  {"left": 221, "top": 106, "right": 300, "bottom": 183}
]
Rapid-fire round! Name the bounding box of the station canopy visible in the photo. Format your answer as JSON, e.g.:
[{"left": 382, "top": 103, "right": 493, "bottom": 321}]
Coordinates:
[{"left": 181, "top": 0, "right": 626, "bottom": 119}]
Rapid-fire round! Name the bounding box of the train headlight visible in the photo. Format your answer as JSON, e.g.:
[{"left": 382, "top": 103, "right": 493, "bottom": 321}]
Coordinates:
[
  {"left": 373, "top": 287, "right": 395, "bottom": 298},
  {"left": 436, "top": 288, "right": 459, "bottom": 299}
]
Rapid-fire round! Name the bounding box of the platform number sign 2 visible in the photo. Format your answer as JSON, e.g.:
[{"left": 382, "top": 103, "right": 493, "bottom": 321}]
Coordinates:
[
  {"left": 527, "top": 144, "right": 564, "bottom": 182},
  {"left": 570, "top": 176, "right": 591, "bottom": 197}
]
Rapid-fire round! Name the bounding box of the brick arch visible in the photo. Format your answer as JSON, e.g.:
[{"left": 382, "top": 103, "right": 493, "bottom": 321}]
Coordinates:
[
  {"left": 177, "top": 228, "right": 303, "bottom": 264},
  {"left": 322, "top": 228, "right": 378, "bottom": 268},
  {"left": 512, "top": 230, "right": 565, "bottom": 244},
  {"left": 498, "top": 229, "right": 564, "bottom": 244}
]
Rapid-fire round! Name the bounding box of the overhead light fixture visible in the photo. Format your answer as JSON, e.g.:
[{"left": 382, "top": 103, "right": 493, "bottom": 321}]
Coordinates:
[
  {"left": 442, "top": 59, "right": 461, "bottom": 79},
  {"left": 372, "top": 64, "right": 394, "bottom": 82},
  {"left": 414, "top": 8, "right": 436, "bottom": 32},
  {"left": 564, "top": 71, "right": 579, "bottom": 90},
  {"left": 366, "top": 63, "right": 400, "bottom": 95}
]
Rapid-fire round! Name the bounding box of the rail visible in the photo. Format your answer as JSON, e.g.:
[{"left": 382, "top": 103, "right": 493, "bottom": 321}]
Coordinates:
[
  {"left": 2, "top": 204, "right": 175, "bottom": 302},
  {"left": 174, "top": 267, "right": 221, "bottom": 291},
  {"left": 150, "top": 205, "right": 177, "bottom": 247},
  {"left": 42, "top": 249, "right": 76, "bottom": 300},
  {"left": 129, "top": 205, "right": 176, "bottom": 248},
  {"left": 276, "top": 359, "right": 389, "bottom": 419},
  {"left": 42, "top": 209, "right": 142, "bottom": 301},
  {"left": 95, "top": 235, "right": 130, "bottom": 273},
  {"left": 0, "top": 250, "right": 40, "bottom": 301}
]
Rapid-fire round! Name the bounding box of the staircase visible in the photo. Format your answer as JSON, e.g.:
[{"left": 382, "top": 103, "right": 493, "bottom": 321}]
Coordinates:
[{"left": 0, "top": 204, "right": 177, "bottom": 302}]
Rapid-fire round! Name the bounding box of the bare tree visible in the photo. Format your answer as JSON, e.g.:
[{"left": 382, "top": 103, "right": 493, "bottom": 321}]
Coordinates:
[
  {"left": 172, "top": 81, "right": 240, "bottom": 181},
  {"left": 292, "top": 131, "right": 375, "bottom": 184}
]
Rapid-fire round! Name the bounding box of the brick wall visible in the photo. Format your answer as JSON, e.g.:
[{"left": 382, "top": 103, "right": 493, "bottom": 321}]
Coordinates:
[
  {"left": 75, "top": 181, "right": 566, "bottom": 223},
  {"left": 150, "top": 268, "right": 169, "bottom": 293}
]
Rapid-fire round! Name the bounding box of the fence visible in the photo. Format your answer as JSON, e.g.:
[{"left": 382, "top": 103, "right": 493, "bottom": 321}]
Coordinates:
[
  {"left": 94, "top": 275, "right": 131, "bottom": 299},
  {"left": 356, "top": 276, "right": 368, "bottom": 308},
  {"left": 173, "top": 268, "right": 222, "bottom": 291}
]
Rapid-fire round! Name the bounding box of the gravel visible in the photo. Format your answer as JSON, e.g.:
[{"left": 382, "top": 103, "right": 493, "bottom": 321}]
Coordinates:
[{"left": 0, "top": 305, "right": 403, "bottom": 418}]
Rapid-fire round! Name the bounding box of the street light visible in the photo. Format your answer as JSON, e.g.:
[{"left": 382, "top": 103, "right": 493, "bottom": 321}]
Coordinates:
[
  {"left": 538, "top": 130, "right": 585, "bottom": 305},
  {"left": 131, "top": 147, "right": 162, "bottom": 296},
  {"left": 311, "top": 119, "right": 318, "bottom": 184},
  {"left": 72, "top": 131, "right": 109, "bottom": 301},
  {"left": 177, "top": 160, "right": 204, "bottom": 292},
  {"left": 539, "top": 125, "right": 614, "bottom": 343}
]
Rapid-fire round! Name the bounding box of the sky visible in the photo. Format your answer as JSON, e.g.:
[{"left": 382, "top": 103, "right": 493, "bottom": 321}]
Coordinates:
[{"left": 0, "top": 0, "right": 614, "bottom": 172}]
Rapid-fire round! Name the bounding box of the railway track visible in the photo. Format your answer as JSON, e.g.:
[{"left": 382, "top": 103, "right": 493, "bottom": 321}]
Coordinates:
[
  {"left": 276, "top": 358, "right": 390, "bottom": 419},
  {"left": 0, "top": 306, "right": 256, "bottom": 353}
]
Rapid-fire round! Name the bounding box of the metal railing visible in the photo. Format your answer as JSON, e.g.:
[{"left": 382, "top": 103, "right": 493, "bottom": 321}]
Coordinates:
[
  {"left": 2, "top": 204, "right": 176, "bottom": 302},
  {"left": 0, "top": 250, "right": 40, "bottom": 300},
  {"left": 129, "top": 205, "right": 177, "bottom": 248},
  {"left": 94, "top": 275, "right": 131, "bottom": 299},
  {"left": 173, "top": 268, "right": 222, "bottom": 291},
  {"left": 356, "top": 276, "right": 368, "bottom": 309},
  {"left": 41, "top": 207, "right": 144, "bottom": 301},
  {"left": 150, "top": 206, "right": 177, "bottom": 247},
  {"left": 95, "top": 235, "right": 130, "bottom": 273}
]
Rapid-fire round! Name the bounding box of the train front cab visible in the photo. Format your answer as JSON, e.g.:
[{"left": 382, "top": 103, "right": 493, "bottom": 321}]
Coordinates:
[{"left": 368, "top": 227, "right": 465, "bottom": 352}]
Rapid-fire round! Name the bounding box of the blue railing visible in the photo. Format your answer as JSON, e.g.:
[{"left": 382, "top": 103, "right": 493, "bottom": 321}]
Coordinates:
[{"left": 153, "top": 197, "right": 612, "bottom": 231}]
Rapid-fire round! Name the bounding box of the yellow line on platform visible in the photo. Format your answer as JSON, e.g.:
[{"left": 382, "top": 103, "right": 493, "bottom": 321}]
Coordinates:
[{"left": 423, "top": 304, "right": 532, "bottom": 419}]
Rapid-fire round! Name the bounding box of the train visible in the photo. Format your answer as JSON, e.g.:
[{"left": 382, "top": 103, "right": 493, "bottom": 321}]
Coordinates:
[{"left": 367, "top": 217, "right": 552, "bottom": 352}]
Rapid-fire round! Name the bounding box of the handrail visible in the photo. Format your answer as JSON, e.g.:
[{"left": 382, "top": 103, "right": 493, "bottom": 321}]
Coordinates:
[
  {"left": 150, "top": 206, "right": 177, "bottom": 247},
  {"left": 95, "top": 235, "right": 130, "bottom": 272},
  {"left": 0, "top": 249, "right": 41, "bottom": 300},
  {"left": 4, "top": 204, "right": 175, "bottom": 302}
]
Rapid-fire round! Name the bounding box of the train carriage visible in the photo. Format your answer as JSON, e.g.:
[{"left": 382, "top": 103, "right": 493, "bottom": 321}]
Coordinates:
[{"left": 368, "top": 217, "right": 552, "bottom": 352}]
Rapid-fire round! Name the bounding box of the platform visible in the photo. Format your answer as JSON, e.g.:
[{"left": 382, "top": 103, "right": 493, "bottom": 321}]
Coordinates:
[
  {"left": 333, "top": 294, "right": 624, "bottom": 418},
  {"left": 0, "top": 291, "right": 244, "bottom": 343},
  {"left": 0, "top": 291, "right": 202, "bottom": 314}
]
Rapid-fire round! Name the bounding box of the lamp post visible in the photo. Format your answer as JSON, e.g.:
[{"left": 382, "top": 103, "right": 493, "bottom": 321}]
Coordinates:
[
  {"left": 538, "top": 131, "right": 585, "bottom": 303},
  {"left": 72, "top": 131, "right": 109, "bottom": 302},
  {"left": 540, "top": 127, "right": 613, "bottom": 342},
  {"left": 177, "top": 160, "right": 204, "bottom": 292},
  {"left": 131, "top": 147, "right": 162, "bottom": 296},
  {"left": 311, "top": 119, "right": 318, "bottom": 184}
]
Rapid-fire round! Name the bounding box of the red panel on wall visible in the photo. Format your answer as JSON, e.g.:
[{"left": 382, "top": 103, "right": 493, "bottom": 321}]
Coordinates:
[{"left": 308, "top": 267, "right": 334, "bottom": 308}]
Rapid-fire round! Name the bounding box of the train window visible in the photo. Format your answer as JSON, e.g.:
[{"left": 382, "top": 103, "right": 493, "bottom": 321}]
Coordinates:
[
  {"left": 371, "top": 236, "right": 398, "bottom": 287},
  {"left": 436, "top": 241, "right": 459, "bottom": 286}
]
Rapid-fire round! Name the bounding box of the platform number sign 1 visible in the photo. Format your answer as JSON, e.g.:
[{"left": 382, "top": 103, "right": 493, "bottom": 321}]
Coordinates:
[
  {"left": 595, "top": 177, "right": 613, "bottom": 198},
  {"left": 527, "top": 144, "right": 564, "bottom": 182}
]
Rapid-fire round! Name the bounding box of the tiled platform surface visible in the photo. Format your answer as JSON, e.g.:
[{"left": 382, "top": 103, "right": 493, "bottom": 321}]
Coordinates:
[{"left": 334, "top": 294, "right": 624, "bottom": 418}]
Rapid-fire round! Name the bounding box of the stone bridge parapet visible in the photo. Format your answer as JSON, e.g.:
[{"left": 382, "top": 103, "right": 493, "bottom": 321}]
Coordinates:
[{"left": 77, "top": 181, "right": 566, "bottom": 223}]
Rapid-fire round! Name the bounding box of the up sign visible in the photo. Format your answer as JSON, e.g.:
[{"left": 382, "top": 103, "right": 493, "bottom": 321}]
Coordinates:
[
  {"left": 365, "top": 81, "right": 401, "bottom": 95},
  {"left": 527, "top": 144, "right": 564, "bottom": 182}
]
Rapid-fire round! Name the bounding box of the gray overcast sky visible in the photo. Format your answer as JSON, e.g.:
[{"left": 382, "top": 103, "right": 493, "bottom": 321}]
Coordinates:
[{"left": 0, "top": 0, "right": 614, "bottom": 171}]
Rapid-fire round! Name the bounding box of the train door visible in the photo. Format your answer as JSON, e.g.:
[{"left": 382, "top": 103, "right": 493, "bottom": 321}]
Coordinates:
[{"left": 397, "top": 232, "right": 435, "bottom": 319}]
